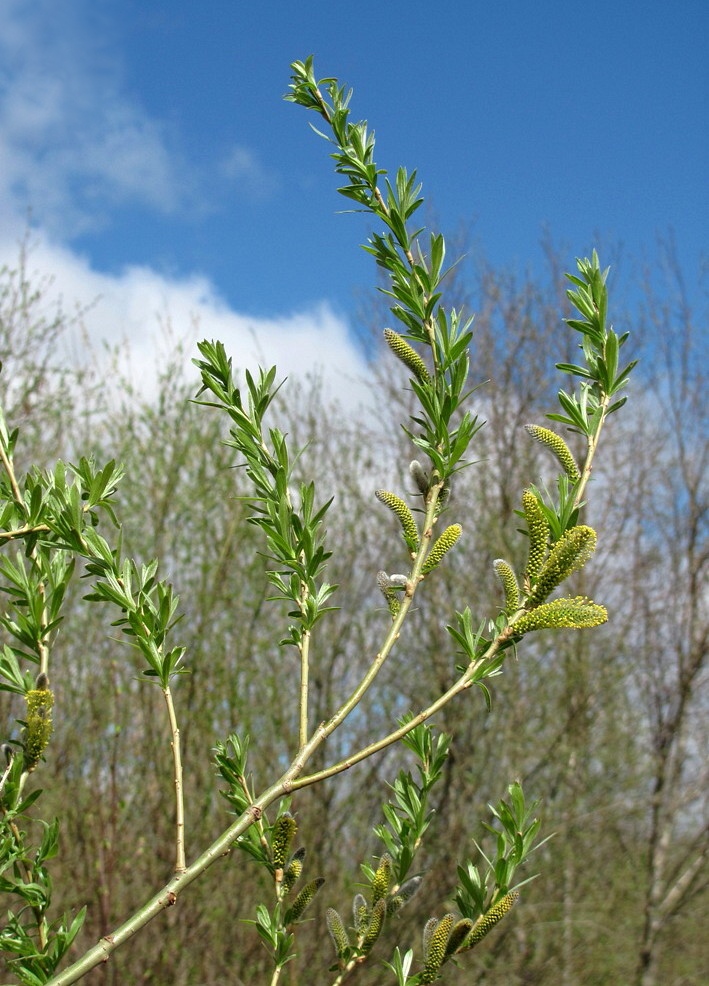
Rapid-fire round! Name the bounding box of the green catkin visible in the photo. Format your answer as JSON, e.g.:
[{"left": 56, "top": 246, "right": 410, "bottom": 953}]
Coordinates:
[
  {"left": 513, "top": 597, "right": 607, "bottom": 634},
  {"left": 422, "top": 916, "right": 439, "bottom": 957},
  {"left": 493, "top": 559, "right": 520, "bottom": 612},
  {"left": 525, "top": 424, "right": 581, "bottom": 483},
  {"left": 370, "top": 853, "right": 392, "bottom": 906},
  {"left": 387, "top": 874, "right": 423, "bottom": 915},
  {"left": 326, "top": 907, "right": 350, "bottom": 958},
  {"left": 526, "top": 525, "right": 597, "bottom": 606},
  {"left": 375, "top": 489, "right": 420, "bottom": 551},
  {"left": 522, "top": 489, "right": 550, "bottom": 583},
  {"left": 376, "top": 571, "right": 402, "bottom": 618},
  {"left": 422, "top": 524, "right": 462, "bottom": 574},
  {"left": 444, "top": 918, "right": 475, "bottom": 957},
  {"left": 421, "top": 913, "right": 455, "bottom": 983},
  {"left": 353, "top": 893, "right": 369, "bottom": 934},
  {"left": 361, "top": 898, "right": 386, "bottom": 954},
  {"left": 281, "top": 847, "right": 306, "bottom": 896},
  {"left": 384, "top": 328, "right": 431, "bottom": 384},
  {"left": 24, "top": 683, "right": 54, "bottom": 771},
  {"left": 285, "top": 878, "right": 325, "bottom": 922},
  {"left": 271, "top": 813, "right": 297, "bottom": 871},
  {"left": 463, "top": 891, "right": 519, "bottom": 949},
  {"left": 410, "top": 459, "right": 430, "bottom": 495}
]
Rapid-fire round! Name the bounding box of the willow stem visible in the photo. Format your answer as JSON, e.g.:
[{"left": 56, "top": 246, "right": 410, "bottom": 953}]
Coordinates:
[{"left": 163, "top": 686, "right": 185, "bottom": 874}]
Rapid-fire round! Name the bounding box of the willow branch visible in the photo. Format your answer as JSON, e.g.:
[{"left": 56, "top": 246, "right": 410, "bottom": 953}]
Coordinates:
[{"left": 163, "top": 685, "right": 185, "bottom": 874}]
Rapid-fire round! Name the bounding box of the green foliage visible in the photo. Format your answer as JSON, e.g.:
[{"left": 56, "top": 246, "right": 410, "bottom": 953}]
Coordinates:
[{"left": 0, "top": 56, "right": 640, "bottom": 986}]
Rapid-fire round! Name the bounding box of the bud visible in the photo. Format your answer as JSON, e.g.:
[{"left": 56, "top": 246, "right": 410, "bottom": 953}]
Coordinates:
[
  {"left": 525, "top": 424, "right": 581, "bottom": 483},
  {"left": 376, "top": 571, "right": 403, "bottom": 619},
  {"left": 384, "top": 328, "right": 431, "bottom": 384}
]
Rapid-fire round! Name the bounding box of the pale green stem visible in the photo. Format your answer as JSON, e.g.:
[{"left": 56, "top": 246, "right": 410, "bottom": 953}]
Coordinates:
[
  {"left": 0, "top": 437, "right": 23, "bottom": 506},
  {"left": 298, "top": 625, "right": 310, "bottom": 750},
  {"left": 45, "top": 493, "right": 453, "bottom": 985},
  {"left": 574, "top": 393, "right": 611, "bottom": 509},
  {"left": 163, "top": 686, "right": 185, "bottom": 874}
]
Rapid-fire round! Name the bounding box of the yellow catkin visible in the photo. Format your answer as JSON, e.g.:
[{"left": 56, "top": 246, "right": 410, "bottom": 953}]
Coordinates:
[
  {"left": 326, "top": 908, "right": 350, "bottom": 957},
  {"left": 527, "top": 525, "right": 597, "bottom": 606},
  {"left": 513, "top": 597, "right": 608, "bottom": 635},
  {"left": 375, "top": 490, "right": 420, "bottom": 551},
  {"left": 522, "top": 489, "right": 550, "bottom": 583},
  {"left": 361, "top": 898, "right": 386, "bottom": 954},
  {"left": 421, "top": 913, "right": 455, "bottom": 983},
  {"left": 463, "top": 891, "right": 519, "bottom": 949},
  {"left": 422, "top": 524, "right": 462, "bottom": 574},
  {"left": 383, "top": 328, "right": 431, "bottom": 383},
  {"left": 24, "top": 686, "right": 54, "bottom": 771},
  {"left": 493, "top": 559, "right": 520, "bottom": 612},
  {"left": 271, "top": 813, "right": 297, "bottom": 870},
  {"left": 525, "top": 424, "right": 581, "bottom": 483},
  {"left": 286, "top": 878, "right": 324, "bottom": 922},
  {"left": 370, "top": 853, "right": 392, "bottom": 906}
]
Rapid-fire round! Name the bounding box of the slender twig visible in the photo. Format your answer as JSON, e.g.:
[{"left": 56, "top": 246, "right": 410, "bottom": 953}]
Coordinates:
[
  {"left": 574, "top": 392, "right": 611, "bottom": 508},
  {"left": 0, "top": 439, "right": 24, "bottom": 507},
  {"left": 163, "top": 686, "right": 185, "bottom": 874}
]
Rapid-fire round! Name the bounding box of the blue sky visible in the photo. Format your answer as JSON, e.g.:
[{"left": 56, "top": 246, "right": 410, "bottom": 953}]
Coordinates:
[{"left": 0, "top": 0, "right": 706, "bottom": 393}]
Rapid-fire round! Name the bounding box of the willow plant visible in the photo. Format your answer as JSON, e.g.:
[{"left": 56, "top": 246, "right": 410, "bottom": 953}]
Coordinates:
[{"left": 0, "top": 57, "right": 635, "bottom": 985}]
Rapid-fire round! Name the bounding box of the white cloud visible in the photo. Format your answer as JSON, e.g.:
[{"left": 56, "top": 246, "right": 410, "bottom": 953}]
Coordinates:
[
  {"left": 0, "top": 230, "right": 370, "bottom": 409},
  {"left": 0, "top": 0, "right": 187, "bottom": 234},
  {"left": 220, "top": 145, "right": 281, "bottom": 200},
  {"left": 0, "top": 3, "right": 368, "bottom": 410}
]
